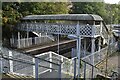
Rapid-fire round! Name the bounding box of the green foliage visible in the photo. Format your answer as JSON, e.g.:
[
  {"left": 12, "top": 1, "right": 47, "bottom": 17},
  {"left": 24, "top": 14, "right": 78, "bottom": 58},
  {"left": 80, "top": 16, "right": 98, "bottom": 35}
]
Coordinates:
[
  {"left": 2, "top": 2, "right": 70, "bottom": 39},
  {"left": 2, "top": 2, "right": 120, "bottom": 39},
  {"left": 71, "top": 2, "right": 120, "bottom": 24},
  {"left": 105, "top": 4, "right": 120, "bottom": 24}
]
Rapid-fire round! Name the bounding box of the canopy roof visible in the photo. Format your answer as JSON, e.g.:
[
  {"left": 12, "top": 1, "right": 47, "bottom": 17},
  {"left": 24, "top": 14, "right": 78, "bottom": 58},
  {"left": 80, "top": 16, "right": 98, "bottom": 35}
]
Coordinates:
[{"left": 22, "top": 14, "right": 103, "bottom": 21}]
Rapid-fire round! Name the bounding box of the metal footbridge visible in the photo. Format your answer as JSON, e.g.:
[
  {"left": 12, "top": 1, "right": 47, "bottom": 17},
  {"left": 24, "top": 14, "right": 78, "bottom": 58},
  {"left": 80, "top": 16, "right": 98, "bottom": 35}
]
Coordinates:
[
  {"left": 1, "top": 14, "right": 116, "bottom": 79},
  {"left": 17, "top": 14, "right": 108, "bottom": 38},
  {"left": 15, "top": 14, "right": 109, "bottom": 78}
]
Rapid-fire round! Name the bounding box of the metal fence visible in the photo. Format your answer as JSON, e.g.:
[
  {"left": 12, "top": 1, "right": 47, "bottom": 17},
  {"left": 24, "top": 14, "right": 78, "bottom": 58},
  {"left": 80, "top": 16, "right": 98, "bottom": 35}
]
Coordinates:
[
  {"left": 34, "top": 48, "right": 108, "bottom": 79},
  {"left": 0, "top": 42, "right": 118, "bottom": 79},
  {"left": 10, "top": 36, "right": 54, "bottom": 48},
  {"left": 0, "top": 47, "right": 61, "bottom": 78}
]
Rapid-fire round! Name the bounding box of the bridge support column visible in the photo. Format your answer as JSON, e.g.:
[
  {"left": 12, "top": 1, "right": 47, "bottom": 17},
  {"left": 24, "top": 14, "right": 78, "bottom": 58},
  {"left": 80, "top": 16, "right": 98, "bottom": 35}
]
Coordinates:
[
  {"left": 91, "top": 38, "right": 95, "bottom": 78},
  {"left": 83, "top": 38, "right": 86, "bottom": 79},
  {"left": 76, "top": 21, "right": 81, "bottom": 79},
  {"left": 71, "top": 48, "right": 77, "bottom": 79},
  {"left": 77, "top": 36, "right": 81, "bottom": 78}
]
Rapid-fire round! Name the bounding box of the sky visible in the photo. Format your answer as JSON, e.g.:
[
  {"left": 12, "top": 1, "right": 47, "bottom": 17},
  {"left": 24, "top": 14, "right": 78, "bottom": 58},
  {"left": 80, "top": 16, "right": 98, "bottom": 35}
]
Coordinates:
[{"left": 104, "top": 0, "right": 120, "bottom": 4}]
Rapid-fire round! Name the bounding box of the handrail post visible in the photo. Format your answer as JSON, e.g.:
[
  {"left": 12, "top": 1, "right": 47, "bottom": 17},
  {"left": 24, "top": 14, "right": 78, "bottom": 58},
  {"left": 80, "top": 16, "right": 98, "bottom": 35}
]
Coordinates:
[
  {"left": 9, "top": 51, "right": 13, "bottom": 73},
  {"left": 49, "top": 52, "right": 52, "bottom": 72},
  {"left": 33, "top": 58, "right": 36, "bottom": 78}
]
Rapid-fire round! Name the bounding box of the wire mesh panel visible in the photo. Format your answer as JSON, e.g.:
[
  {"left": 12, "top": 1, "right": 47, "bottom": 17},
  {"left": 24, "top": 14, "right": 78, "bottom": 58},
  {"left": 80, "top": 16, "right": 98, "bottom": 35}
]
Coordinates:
[
  {"left": 79, "top": 25, "right": 92, "bottom": 36},
  {"left": 35, "top": 52, "right": 61, "bottom": 78},
  {"left": 11, "top": 36, "right": 54, "bottom": 48},
  {"left": 34, "top": 36, "right": 53, "bottom": 45},
  {"left": 85, "top": 63, "right": 92, "bottom": 78},
  {"left": 94, "top": 25, "right": 101, "bottom": 36},
  {"left": 0, "top": 47, "right": 34, "bottom": 77},
  {"left": 109, "top": 42, "right": 118, "bottom": 54},
  {"left": 13, "top": 60, "right": 34, "bottom": 76},
  {"left": 2, "top": 58, "right": 10, "bottom": 73},
  {"left": 82, "top": 47, "right": 108, "bottom": 65}
]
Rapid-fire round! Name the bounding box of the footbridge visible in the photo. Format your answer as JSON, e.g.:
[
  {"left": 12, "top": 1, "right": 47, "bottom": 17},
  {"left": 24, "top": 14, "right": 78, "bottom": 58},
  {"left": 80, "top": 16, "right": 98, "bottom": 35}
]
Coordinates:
[
  {"left": 15, "top": 14, "right": 109, "bottom": 78},
  {"left": 2, "top": 14, "right": 118, "bottom": 79}
]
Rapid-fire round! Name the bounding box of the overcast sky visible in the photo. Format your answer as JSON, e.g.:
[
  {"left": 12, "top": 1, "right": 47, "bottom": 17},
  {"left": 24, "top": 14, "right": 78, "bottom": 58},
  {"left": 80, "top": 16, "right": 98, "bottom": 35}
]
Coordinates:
[{"left": 104, "top": 0, "right": 120, "bottom": 4}]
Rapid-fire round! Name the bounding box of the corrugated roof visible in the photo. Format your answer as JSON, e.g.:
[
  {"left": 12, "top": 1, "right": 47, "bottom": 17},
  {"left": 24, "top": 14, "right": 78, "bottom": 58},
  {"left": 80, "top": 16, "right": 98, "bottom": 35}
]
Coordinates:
[{"left": 22, "top": 14, "right": 103, "bottom": 21}]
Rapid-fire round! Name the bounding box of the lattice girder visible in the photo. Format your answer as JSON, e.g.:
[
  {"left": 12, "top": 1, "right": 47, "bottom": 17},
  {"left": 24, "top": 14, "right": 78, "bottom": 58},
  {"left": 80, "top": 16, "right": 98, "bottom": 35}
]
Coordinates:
[{"left": 17, "top": 23, "right": 101, "bottom": 37}]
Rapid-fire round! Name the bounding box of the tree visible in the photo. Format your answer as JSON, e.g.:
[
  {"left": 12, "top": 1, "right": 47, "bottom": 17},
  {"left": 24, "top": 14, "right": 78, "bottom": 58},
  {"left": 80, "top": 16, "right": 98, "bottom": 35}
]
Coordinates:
[
  {"left": 71, "top": 2, "right": 120, "bottom": 24},
  {"left": 105, "top": 4, "right": 120, "bottom": 24},
  {"left": 2, "top": 2, "right": 70, "bottom": 39}
]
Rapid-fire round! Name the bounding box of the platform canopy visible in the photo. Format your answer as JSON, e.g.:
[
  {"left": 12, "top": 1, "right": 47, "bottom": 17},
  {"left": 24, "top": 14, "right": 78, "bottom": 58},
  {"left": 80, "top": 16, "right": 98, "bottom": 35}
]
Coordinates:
[{"left": 21, "top": 14, "right": 103, "bottom": 21}]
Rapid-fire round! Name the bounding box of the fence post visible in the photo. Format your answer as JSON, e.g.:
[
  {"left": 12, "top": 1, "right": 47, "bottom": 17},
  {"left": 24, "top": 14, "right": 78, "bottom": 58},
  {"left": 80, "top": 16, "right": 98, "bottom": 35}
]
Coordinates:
[
  {"left": 0, "top": 55, "right": 3, "bottom": 74},
  {"left": 74, "top": 58, "right": 76, "bottom": 79},
  {"left": 70, "top": 60, "right": 72, "bottom": 75},
  {"left": 33, "top": 58, "right": 36, "bottom": 78},
  {"left": 27, "top": 31, "right": 29, "bottom": 47},
  {"left": 91, "top": 66, "right": 94, "bottom": 79},
  {"left": 58, "top": 64, "right": 61, "bottom": 80},
  {"left": 18, "top": 32, "right": 20, "bottom": 48},
  {"left": 49, "top": 52, "right": 52, "bottom": 72},
  {"left": 61, "top": 57, "right": 63, "bottom": 72},
  {"left": 35, "top": 58, "right": 39, "bottom": 80},
  {"left": 0, "top": 55, "right": 2, "bottom": 80},
  {"left": 98, "top": 37, "right": 101, "bottom": 61},
  {"left": 9, "top": 51, "right": 13, "bottom": 73}
]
